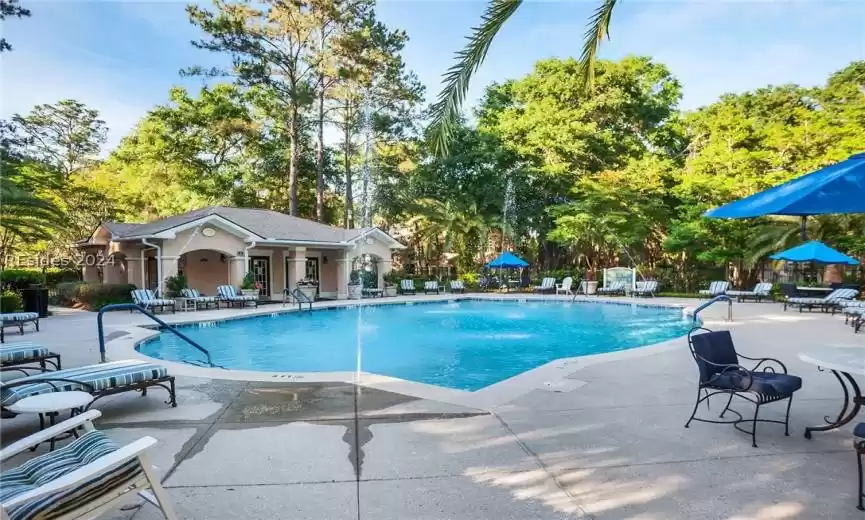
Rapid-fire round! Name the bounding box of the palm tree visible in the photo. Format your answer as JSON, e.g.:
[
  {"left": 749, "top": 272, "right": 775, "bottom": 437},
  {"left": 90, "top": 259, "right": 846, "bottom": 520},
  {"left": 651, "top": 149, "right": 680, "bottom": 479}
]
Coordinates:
[
  {"left": 428, "top": 0, "right": 618, "bottom": 155},
  {"left": 407, "top": 199, "right": 493, "bottom": 269}
]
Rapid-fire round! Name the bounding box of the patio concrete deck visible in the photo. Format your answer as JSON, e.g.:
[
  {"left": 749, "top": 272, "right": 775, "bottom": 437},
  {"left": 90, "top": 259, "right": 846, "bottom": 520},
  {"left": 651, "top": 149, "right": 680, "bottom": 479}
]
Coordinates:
[{"left": 1, "top": 296, "right": 863, "bottom": 519}]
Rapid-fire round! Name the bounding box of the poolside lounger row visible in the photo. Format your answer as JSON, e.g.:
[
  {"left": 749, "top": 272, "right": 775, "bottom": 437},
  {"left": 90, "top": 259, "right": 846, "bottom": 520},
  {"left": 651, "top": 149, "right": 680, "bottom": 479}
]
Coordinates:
[
  {"left": 597, "top": 282, "right": 626, "bottom": 296},
  {"left": 533, "top": 277, "right": 555, "bottom": 294},
  {"left": 632, "top": 280, "right": 658, "bottom": 297},
  {"left": 698, "top": 281, "right": 730, "bottom": 297},
  {"left": 216, "top": 285, "right": 258, "bottom": 308},
  {"left": 131, "top": 289, "right": 175, "bottom": 313},
  {"left": 180, "top": 288, "right": 219, "bottom": 309},
  {"left": 0, "top": 342, "right": 60, "bottom": 374},
  {"left": 783, "top": 288, "right": 858, "bottom": 313},
  {"left": 0, "top": 359, "right": 177, "bottom": 414},
  {"left": 1, "top": 312, "right": 40, "bottom": 343},
  {"left": 727, "top": 282, "right": 773, "bottom": 302}
]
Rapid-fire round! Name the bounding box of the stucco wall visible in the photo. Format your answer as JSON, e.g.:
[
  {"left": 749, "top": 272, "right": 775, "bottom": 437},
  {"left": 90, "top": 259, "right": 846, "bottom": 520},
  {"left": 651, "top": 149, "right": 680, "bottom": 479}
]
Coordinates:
[
  {"left": 162, "top": 228, "right": 246, "bottom": 258},
  {"left": 183, "top": 250, "right": 229, "bottom": 296}
]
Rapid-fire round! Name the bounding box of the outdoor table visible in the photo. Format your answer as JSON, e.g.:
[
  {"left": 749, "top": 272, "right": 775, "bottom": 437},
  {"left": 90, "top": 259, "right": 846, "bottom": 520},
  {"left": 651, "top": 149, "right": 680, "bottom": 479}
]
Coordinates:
[
  {"left": 6, "top": 391, "right": 95, "bottom": 451},
  {"left": 798, "top": 347, "right": 865, "bottom": 439},
  {"left": 174, "top": 297, "right": 196, "bottom": 312}
]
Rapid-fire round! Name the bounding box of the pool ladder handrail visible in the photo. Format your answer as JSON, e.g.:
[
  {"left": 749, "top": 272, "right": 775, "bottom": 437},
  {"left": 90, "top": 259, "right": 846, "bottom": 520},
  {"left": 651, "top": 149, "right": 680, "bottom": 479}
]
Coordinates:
[
  {"left": 283, "top": 288, "right": 313, "bottom": 311},
  {"left": 97, "top": 303, "right": 215, "bottom": 367},
  {"left": 692, "top": 295, "right": 733, "bottom": 323}
]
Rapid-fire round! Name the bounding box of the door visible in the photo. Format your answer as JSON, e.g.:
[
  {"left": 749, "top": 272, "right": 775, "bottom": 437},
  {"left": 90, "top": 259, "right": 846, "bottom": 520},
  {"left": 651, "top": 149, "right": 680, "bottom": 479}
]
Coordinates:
[
  {"left": 305, "top": 257, "right": 320, "bottom": 295},
  {"left": 145, "top": 257, "right": 158, "bottom": 291},
  {"left": 249, "top": 256, "right": 271, "bottom": 296}
]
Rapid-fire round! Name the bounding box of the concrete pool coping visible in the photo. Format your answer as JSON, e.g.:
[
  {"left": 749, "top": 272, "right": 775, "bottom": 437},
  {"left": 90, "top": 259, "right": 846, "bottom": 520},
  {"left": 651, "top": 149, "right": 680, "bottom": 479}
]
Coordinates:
[{"left": 105, "top": 294, "right": 717, "bottom": 409}]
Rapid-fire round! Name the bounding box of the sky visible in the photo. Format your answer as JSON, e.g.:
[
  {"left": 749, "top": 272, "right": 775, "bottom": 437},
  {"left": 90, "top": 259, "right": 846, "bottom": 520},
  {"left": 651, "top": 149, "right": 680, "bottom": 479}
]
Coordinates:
[{"left": 1, "top": 0, "right": 863, "bottom": 151}]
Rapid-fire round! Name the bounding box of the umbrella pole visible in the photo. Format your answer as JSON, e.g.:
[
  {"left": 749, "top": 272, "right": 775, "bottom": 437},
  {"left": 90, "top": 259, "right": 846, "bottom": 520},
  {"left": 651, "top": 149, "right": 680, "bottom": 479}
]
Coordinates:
[{"left": 800, "top": 216, "right": 807, "bottom": 241}]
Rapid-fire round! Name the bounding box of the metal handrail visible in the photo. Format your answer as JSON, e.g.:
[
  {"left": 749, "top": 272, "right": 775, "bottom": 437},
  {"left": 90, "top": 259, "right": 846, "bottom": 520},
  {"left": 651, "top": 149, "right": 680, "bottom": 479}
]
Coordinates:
[
  {"left": 692, "top": 295, "right": 733, "bottom": 323},
  {"left": 97, "top": 303, "right": 215, "bottom": 367},
  {"left": 283, "top": 288, "right": 313, "bottom": 311}
]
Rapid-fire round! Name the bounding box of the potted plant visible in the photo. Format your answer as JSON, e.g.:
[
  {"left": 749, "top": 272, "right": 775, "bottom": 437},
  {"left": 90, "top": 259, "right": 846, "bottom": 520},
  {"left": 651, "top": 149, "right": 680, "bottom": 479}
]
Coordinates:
[
  {"left": 296, "top": 278, "right": 318, "bottom": 301},
  {"left": 382, "top": 271, "right": 398, "bottom": 297},
  {"left": 347, "top": 270, "right": 362, "bottom": 300},
  {"left": 164, "top": 274, "right": 187, "bottom": 298},
  {"left": 240, "top": 272, "right": 259, "bottom": 298}
]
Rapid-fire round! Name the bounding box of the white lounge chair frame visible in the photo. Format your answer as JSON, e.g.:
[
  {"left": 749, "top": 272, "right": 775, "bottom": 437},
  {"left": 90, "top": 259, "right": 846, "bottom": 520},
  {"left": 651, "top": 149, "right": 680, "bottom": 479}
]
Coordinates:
[
  {"left": 0, "top": 411, "right": 177, "bottom": 520},
  {"left": 555, "top": 277, "right": 573, "bottom": 296}
]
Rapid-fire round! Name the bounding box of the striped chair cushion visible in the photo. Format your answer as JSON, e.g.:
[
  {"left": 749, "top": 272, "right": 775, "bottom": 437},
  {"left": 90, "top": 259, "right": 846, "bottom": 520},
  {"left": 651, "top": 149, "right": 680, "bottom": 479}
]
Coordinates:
[
  {"left": 450, "top": 280, "right": 464, "bottom": 290},
  {"left": 1, "top": 430, "right": 143, "bottom": 520},
  {"left": 1, "top": 313, "right": 39, "bottom": 323},
  {"left": 0, "top": 343, "right": 49, "bottom": 363},
  {"left": 181, "top": 288, "right": 201, "bottom": 298},
  {"left": 0, "top": 360, "right": 168, "bottom": 407},
  {"left": 400, "top": 280, "right": 414, "bottom": 291},
  {"left": 424, "top": 281, "right": 438, "bottom": 290},
  {"left": 599, "top": 282, "right": 624, "bottom": 293}
]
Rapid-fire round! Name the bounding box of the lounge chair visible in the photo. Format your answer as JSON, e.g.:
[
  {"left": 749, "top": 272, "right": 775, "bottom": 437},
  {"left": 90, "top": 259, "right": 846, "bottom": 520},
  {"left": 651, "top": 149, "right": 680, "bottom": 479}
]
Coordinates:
[
  {"left": 0, "top": 312, "right": 40, "bottom": 343},
  {"left": 399, "top": 279, "right": 416, "bottom": 295},
  {"left": 180, "top": 288, "right": 219, "bottom": 309},
  {"left": 0, "top": 342, "right": 60, "bottom": 374},
  {"left": 450, "top": 280, "right": 465, "bottom": 293},
  {"left": 131, "top": 289, "right": 175, "bottom": 313},
  {"left": 555, "top": 277, "right": 574, "bottom": 296},
  {"left": 685, "top": 328, "right": 801, "bottom": 448},
  {"left": 0, "top": 410, "right": 178, "bottom": 520},
  {"left": 783, "top": 288, "right": 858, "bottom": 313},
  {"left": 856, "top": 422, "right": 865, "bottom": 510},
  {"left": 597, "top": 282, "right": 626, "bottom": 296},
  {"left": 1, "top": 359, "right": 177, "bottom": 415},
  {"left": 424, "top": 281, "right": 440, "bottom": 294},
  {"left": 727, "top": 282, "right": 773, "bottom": 302},
  {"left": 698, "top": 281, "right": 730, "bottom": 298},
  {"left": 532, "top": 277, "right": 555, "bottom": 294},
  {"left": 632, "top": 280, "right": 658, "bottom": 297},
  {"left": 216, "top": 285, "right": 258, "bottom": 308}
]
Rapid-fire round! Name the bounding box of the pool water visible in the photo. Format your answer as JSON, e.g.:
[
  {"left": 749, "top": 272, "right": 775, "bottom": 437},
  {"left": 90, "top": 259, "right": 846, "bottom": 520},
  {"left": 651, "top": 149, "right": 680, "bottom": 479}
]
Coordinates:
[{"left": 138, "top": 300, "right": 692, "bottom": 391}]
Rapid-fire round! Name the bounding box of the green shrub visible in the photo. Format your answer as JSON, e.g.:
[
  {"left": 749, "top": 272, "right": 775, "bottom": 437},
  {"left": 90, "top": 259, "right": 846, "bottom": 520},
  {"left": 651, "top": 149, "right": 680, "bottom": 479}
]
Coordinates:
[
  {"left": 164, "top": 274, "right": 188, "bottom": 298},
  {"left": 458, "top": 272, "right": 480, "bottom": 290},
  {"left": 1, "top": 269, "right": 45, "bottom": 290},
  {"left": 73, "top": 283, "right": 136, "bottom": 310},
  {"left": 56, "top": 282, "right": 86, "bottom": 306},
  {"left": 241, "top": 272, "right": 255, "bottom": 289},
  {"left": 1, "top": 290, "right": 23, "bottom": 312},
  {"left": 54, "top": 282, "right": 135, "bottom": 310},
  {"left": 45, "top": 269, "right": 81, "bottom": 286}
]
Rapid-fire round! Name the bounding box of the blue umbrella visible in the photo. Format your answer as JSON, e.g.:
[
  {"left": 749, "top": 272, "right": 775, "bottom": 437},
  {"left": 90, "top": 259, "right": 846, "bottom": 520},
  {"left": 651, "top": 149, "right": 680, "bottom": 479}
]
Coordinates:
[
  {"left": 770, "top": 240, "right": 859, "bottom": 265},
  {"left": 705, "top": 152, "right": 865, "bottom": 238},
  {"left": 486, "top": 251, "right": 528, "bottom": 269}
]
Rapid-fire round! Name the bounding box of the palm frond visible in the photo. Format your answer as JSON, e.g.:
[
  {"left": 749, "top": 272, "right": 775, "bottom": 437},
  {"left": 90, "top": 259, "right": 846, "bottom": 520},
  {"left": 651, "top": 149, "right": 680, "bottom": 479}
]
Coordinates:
[
  {"left": 578, "top": 0, "right": 618, "bottom": 90},
  {"left": 428, "top": 0, "right": 523, "bottom": 156}
]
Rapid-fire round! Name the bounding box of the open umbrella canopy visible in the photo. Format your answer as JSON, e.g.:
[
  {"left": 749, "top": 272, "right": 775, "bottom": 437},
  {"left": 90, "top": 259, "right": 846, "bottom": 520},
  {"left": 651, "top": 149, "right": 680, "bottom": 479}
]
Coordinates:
[
  {"left": 770, "top": 240, "right": 860, "bottom": 265},
  {"left": 486, "top": 251, "right": 528, "bottom": 269},
  {"left": 705, "top": 153, "right": 865, "bottom": 218}
]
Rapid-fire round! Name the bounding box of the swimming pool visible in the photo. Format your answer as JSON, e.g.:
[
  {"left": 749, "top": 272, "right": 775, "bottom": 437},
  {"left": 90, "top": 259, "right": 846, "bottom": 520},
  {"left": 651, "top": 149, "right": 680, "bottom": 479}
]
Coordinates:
[{"left": 138, "top": 300, "right": 693, "bottom": 391}]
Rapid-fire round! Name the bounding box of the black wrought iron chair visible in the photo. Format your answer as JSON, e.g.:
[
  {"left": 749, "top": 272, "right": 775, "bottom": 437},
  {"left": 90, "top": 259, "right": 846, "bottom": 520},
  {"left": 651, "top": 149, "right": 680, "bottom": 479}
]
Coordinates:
[
  {"left": 685, "top": 328, "right": 802, "bottom": 447},
  {"left": 855, "top": 422, "right": 865, "bottom": 511}
]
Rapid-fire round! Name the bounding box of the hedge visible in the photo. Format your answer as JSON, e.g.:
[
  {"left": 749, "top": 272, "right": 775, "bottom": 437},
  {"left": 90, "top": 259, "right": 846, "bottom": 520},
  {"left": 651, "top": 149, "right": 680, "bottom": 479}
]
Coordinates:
[
  {"left": 1, "top": 290, "right": 23, "bottom": 312},
  {"left": 56, "top": 282, "right": 136, "bottom": 311},
  {"left": 1, "top": 268, "right": 81, "bottom": 290}
]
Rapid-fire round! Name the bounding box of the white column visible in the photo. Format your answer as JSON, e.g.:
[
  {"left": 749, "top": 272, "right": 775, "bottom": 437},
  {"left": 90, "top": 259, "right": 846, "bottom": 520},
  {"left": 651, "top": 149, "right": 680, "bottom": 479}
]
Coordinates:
[
  {"left": 337, "top": 252, "right": 350, "bottom": 299},
  {"left": 160, "top": 256, "right": 179, "bottom": 296},
  {"left": 229, "top": 257, "right": 245, "bottom": 287},
  {"left": 377, "top": 258, "right": 392, "bottom": 289},
  {"left": 286, "top": 247, "right": 307, "bottom": 292}
]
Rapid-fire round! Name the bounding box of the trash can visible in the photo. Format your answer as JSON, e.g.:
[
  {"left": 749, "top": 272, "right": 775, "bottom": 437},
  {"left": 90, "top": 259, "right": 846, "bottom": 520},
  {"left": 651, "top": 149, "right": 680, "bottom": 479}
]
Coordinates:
[{"left": 20, "top": 287, "right": 49, "bottom": 318}]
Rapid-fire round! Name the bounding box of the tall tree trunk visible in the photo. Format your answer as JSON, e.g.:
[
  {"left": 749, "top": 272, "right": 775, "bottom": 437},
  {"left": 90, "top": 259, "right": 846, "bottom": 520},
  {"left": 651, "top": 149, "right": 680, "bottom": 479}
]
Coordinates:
[
  {"left": 343, "top": 127, "right": 353, "bottom": 228},
  {"left": 316, "top": 88, "right": 325, "bottom": 222},
  {"left": 288, "top": 104, "right": 300, "bottom": 216}
]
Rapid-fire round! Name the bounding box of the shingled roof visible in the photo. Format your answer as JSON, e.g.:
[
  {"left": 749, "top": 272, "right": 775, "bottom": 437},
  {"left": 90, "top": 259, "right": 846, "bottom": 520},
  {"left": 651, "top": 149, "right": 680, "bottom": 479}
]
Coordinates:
[{"left": 107, "top": 206, "right": 393, "bottom": 245}]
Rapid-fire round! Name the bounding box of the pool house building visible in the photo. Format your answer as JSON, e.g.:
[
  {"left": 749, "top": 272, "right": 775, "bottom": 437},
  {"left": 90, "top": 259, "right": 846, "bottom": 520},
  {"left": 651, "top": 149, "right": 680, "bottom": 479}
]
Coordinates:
[{"left": 76, "top": 206, "right": 405, "bottom": 300}]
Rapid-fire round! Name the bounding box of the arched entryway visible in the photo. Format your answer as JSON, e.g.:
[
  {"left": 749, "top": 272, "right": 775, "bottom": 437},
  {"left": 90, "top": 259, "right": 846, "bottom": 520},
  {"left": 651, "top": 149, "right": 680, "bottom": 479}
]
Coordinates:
[
  {"left": 351, "top": 253, "right": 381, "bottom": 288},
  {"left": 180, "top": 249, "right": 232, "bottom": 296}
]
